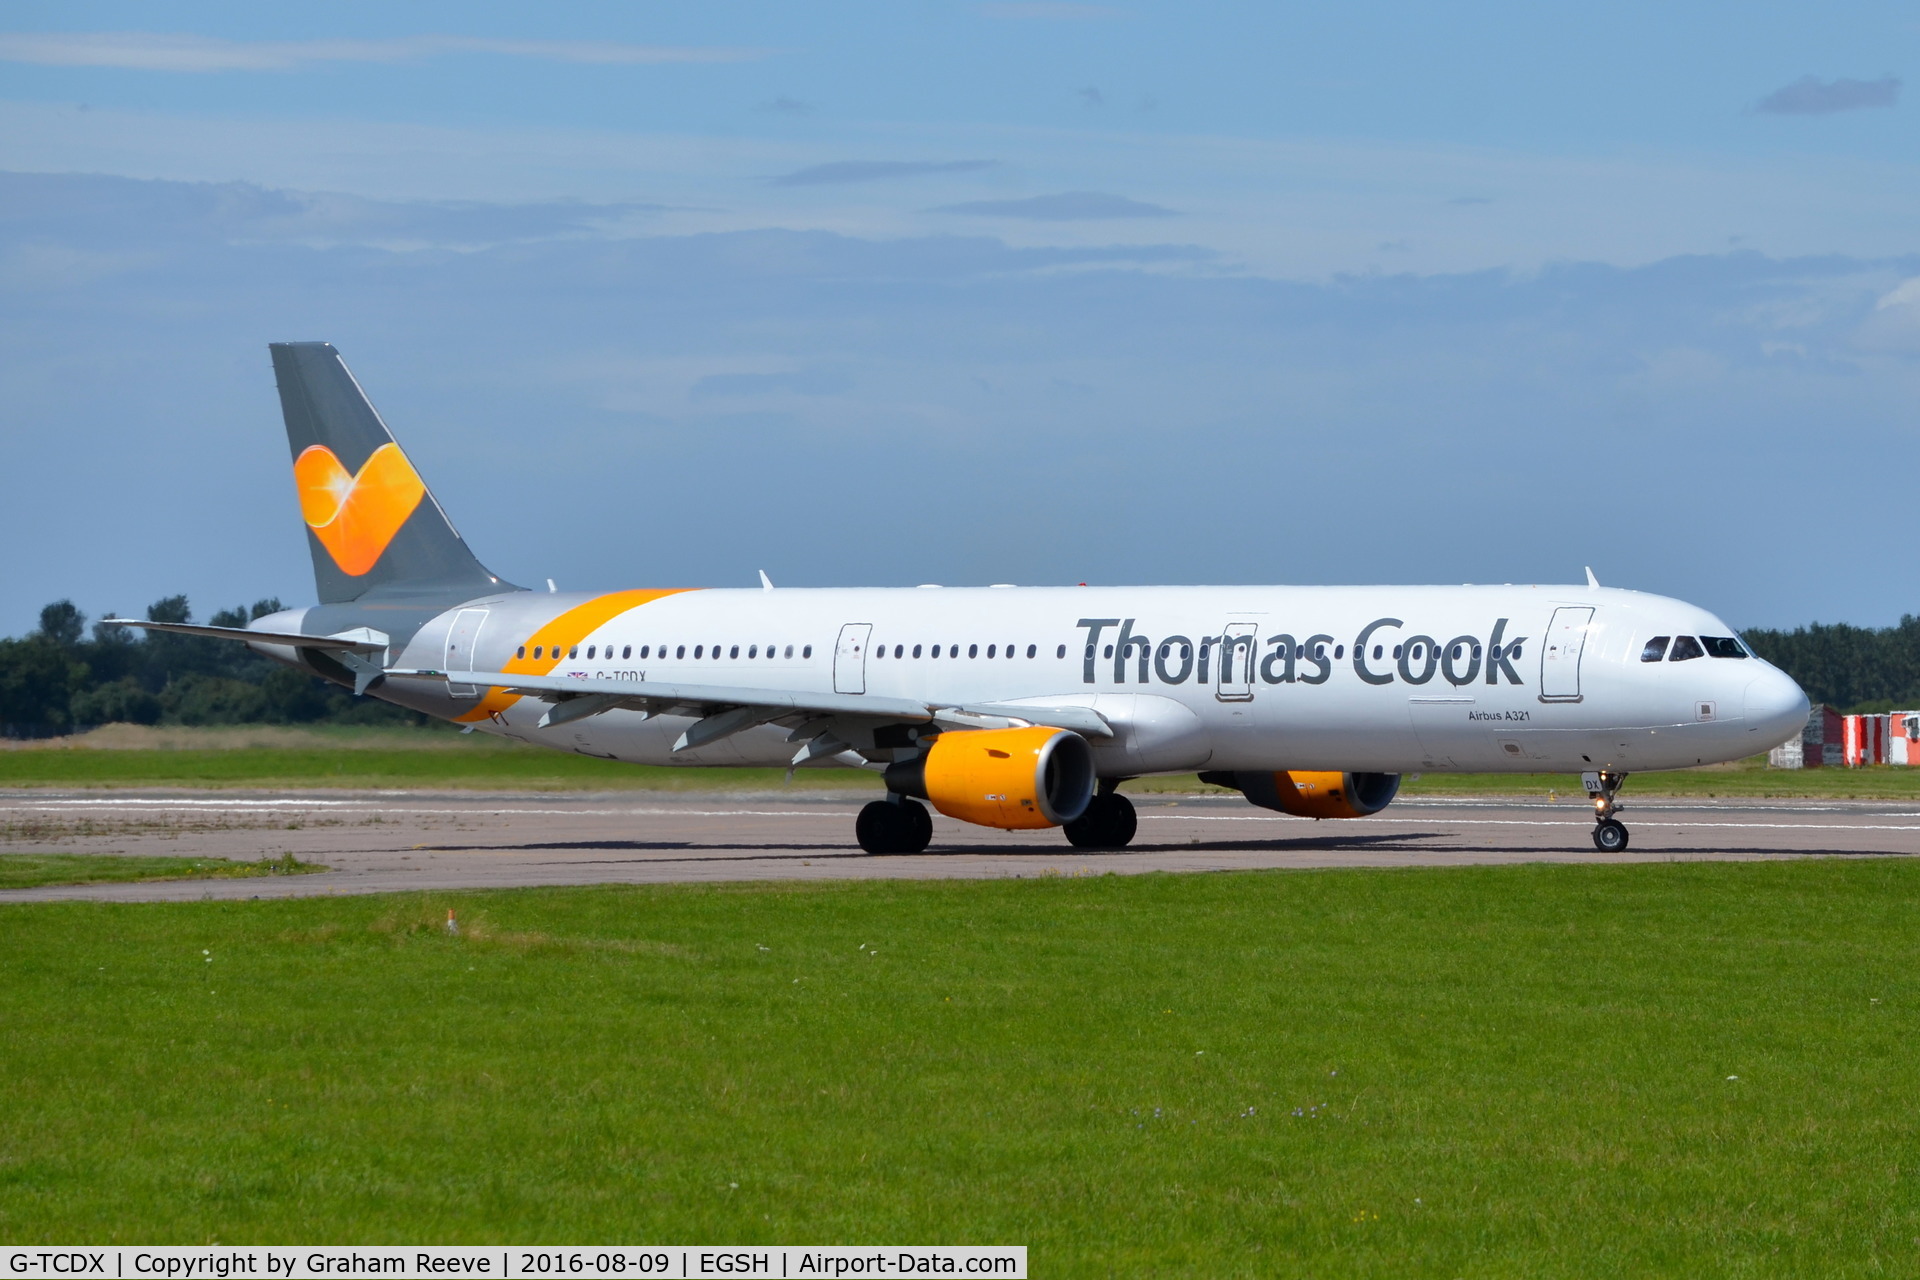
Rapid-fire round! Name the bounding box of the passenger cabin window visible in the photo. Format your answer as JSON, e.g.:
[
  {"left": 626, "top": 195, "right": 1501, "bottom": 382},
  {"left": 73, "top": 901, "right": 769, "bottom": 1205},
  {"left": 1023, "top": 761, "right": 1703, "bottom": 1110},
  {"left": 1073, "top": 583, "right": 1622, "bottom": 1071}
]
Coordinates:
[
  {"left": 587, "top": 646, "right": 596, "bottom": 659},
  {"left": 1701, "top": 636, "right": 1747, "bottom": 659},
  {"left": 641, "top": 646, "right": 650, "bottom": 659},
  {"left": 912, "top": 644, "right": 923, "bottom": 658},
  {"left": 969, "top": 644, "right": 979, "bottom": 658},
  {"left": 516, "top": 646, "right": 526, "bottom": 659},
  {"left": 1056, "top": 645, "right": 1067, "bottom": 658},
  {"left": 803, "top": 645, "right": 812, "bottom": 658},
  {"left": 730, "top": 645, "right": 740, "bottom": 659},
  {"left": 1027, "top": 644, "right": 1037, "bottom": 658},
  {"left": 1669, "top": 635, "right": 1705, "bottom": 662},
  {"left": 676, "top": 645, "right": 686, "bottom": 659},
  {"left": 623, "top": 646, "right": 631, "bottom": 659},
  {"left": 568, "top": 646, "right": 578, "bottom": 659},
  {"left": 986, "top": 645, "right": 996, "bottom": 658},
  {"left": 694, "top": 645, "right": 703, "bottom": 659},
  {"left": 1641, "top": 636, "right": 1671, "bottom": 662}
]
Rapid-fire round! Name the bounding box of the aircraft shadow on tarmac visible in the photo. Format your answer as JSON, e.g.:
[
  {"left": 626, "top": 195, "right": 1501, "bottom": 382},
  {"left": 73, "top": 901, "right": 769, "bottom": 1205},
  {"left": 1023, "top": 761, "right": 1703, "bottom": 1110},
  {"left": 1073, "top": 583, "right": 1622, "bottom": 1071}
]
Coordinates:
[{"left": 396, "top": 831, "right": 1455, "bottom": 860}]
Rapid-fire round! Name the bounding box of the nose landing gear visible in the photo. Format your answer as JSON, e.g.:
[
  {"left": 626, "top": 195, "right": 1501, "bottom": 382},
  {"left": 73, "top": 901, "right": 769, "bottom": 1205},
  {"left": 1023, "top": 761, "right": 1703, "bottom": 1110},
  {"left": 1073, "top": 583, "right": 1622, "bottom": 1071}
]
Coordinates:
[{"left": 1583, "top": 770, "right": 1629, "bottom": 852}]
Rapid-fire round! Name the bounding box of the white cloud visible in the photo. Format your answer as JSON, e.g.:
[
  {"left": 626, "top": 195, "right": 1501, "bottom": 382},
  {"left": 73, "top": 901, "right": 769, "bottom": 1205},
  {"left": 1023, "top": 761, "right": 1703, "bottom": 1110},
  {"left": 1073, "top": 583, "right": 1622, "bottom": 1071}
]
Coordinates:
[
  {"left": 0, "top": 31, "right": 768, "bottom": 72},
  {"left": 11, "top": 99, "right": 1920, "bottom": 278},
  {"left": 1873, "top": 277, "right": 1920, "bottom": 309}
]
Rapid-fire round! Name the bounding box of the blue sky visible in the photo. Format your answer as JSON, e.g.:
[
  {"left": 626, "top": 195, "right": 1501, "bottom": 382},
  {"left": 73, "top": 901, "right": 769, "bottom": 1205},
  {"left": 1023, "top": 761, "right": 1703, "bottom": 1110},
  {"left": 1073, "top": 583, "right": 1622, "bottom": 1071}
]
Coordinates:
[{"left": 2, "top": 2, "right": 1917, "bottom": 634}]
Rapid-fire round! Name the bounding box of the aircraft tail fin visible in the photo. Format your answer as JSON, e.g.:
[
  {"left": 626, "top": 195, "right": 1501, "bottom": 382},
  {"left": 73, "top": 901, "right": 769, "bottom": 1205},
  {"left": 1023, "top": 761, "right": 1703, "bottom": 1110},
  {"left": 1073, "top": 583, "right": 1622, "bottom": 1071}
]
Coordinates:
[{"left": 269, "top": 342, "right": 512, "bottom": 605}]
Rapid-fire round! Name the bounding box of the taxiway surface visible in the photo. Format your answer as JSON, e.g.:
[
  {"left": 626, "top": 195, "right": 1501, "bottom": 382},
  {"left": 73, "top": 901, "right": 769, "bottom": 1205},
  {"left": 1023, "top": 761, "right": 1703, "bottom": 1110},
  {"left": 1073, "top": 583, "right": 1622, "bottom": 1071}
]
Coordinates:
[{"left": 0, "top": 788, "right": 1915, "bottom": 902}]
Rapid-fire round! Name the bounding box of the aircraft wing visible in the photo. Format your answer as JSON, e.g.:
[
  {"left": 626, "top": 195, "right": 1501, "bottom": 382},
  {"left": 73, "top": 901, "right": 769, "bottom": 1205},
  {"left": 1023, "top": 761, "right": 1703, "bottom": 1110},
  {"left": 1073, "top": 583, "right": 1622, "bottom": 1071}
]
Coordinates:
[
  {"left": 388, "top": 668, "right": 1114, "bottom": 749},
  {"left": 97, "top": 618, "right": 388, "bottom": 653}
]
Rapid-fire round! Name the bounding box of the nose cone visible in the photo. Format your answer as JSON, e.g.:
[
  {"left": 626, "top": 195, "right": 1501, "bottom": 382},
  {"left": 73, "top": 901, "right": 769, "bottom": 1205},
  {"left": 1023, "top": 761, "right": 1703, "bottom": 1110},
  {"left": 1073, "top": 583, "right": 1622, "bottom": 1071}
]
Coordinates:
[{"left": 1744, "top": 667, "right": 1810, "bottom": 749}]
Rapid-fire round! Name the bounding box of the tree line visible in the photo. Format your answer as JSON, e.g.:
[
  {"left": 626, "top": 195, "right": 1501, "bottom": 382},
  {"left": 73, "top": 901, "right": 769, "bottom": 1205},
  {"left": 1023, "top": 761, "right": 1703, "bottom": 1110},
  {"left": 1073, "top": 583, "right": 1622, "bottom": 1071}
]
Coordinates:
[
  {"left": 1, "top": 596, "right": 1915, "bottom": 738},
  {"left": 1740, "top": 615, "right": 1920, "bottom": 715},
  {"left": 0, "top": 597, "right": 423, "bottom": 737}
]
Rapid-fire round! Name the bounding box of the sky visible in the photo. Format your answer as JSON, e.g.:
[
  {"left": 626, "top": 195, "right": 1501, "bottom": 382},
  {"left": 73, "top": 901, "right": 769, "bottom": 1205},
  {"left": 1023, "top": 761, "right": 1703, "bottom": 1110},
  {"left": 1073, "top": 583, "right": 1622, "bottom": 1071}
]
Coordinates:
[{"left": 2, "top": 1, "right": 1917, "bottom": 636}]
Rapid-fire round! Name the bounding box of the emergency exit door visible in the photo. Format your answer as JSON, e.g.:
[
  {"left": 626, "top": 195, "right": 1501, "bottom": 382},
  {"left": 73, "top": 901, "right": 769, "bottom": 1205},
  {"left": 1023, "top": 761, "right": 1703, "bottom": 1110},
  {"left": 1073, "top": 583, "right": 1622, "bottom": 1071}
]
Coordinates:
[
  {"left": 833, "top": 623, "right": 872, "bottom": 695},
  {"left": 1216, "top": 622, "right": 1259, "bottom": 701}
]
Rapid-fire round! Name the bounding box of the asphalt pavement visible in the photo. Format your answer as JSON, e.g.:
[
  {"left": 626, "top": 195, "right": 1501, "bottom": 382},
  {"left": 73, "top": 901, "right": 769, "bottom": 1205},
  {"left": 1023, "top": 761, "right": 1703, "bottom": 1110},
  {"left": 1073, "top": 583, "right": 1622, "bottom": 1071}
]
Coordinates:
[{"left": 1, "top": 788, "right": 1915, "bottom": 902}]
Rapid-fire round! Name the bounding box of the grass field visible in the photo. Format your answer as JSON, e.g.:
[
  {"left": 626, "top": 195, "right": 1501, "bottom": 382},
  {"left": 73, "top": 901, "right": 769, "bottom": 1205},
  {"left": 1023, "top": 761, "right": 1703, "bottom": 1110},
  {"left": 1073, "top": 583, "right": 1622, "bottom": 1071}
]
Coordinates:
[
  {"left": 3, "top": 726, "right": 1917, "bottom": 799},
  {"left": 4, "top": 861, "right": 1918, "bottom": 1274},
  {"left": 0, "top": 852, "right": 322, "bottom": 890}
]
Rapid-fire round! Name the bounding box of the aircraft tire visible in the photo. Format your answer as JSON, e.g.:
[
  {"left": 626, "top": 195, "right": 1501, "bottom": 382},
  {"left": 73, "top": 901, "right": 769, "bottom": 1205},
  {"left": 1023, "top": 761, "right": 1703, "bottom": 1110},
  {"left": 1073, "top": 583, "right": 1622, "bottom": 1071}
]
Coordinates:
[
  {"left": 1064, "top": 792, "right": 1137, "bottom": 849},
  {"left": 855, "top": 800, "right": 899, "bottom": 854},
  {"left": 856, "top": 798, "right": 933, "bottom": 854},
  {"left": 1592, "top": 819, "right": 1629, "bottom": 853},
  {"left": 901, "top": 798, "right": 933, "bottom": 853}
]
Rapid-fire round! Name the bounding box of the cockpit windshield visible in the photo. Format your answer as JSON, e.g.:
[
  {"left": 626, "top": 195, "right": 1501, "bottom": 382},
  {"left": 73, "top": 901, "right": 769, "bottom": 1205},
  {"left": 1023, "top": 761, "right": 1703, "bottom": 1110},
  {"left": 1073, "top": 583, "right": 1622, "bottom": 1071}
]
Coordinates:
[
  {"left": 1668, "top": 635, "right": 1704, "bottom": 662},
  {"left": 1700, "top": 636, "right": 1747, "bottom": 659},
  {"left": 1640, "top": 636, "right": 1670, "bottom": 662}
]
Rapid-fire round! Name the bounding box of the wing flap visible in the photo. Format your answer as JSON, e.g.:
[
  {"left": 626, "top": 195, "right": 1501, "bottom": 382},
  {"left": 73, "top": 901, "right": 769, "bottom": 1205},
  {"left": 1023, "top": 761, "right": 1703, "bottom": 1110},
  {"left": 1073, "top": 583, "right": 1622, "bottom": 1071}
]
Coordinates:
[{"left": 389, "top": 669, "right": 1114, "bottom": 738}]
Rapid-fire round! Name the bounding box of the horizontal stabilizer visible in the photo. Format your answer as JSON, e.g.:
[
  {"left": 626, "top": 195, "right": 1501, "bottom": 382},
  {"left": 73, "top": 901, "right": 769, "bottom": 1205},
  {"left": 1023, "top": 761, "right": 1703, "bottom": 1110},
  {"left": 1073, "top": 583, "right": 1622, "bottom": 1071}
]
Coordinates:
[{"left": 99, "top": 618, "right": 388, "bottom": 654}]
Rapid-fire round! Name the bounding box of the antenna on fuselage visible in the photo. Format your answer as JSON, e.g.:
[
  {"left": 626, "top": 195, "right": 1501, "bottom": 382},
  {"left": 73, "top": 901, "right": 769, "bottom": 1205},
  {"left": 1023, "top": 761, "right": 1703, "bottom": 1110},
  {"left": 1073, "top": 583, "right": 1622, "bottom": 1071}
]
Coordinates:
[
  {"left": 759, "top": 570, "right": 775, "bottom": 591},
  {"left": 1584, "top": 566, "right": 1600, "bottom": 589}
]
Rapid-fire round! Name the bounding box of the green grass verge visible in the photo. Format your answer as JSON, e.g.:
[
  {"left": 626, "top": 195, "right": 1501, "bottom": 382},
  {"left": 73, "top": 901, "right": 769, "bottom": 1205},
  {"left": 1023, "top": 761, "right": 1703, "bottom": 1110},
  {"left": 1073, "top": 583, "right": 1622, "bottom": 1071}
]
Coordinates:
[
  {"left": 3, "top": 862, "right": 1918, "bottom": 1274},
  {"left": 1396, "top": 762, "right": 1920, "bottom": 800},
  {"left": 0, "top": 853, "right": 323, "bottom": 890},
  {"left": 0, "top": 746, "right": 885, "bottom": 792}
]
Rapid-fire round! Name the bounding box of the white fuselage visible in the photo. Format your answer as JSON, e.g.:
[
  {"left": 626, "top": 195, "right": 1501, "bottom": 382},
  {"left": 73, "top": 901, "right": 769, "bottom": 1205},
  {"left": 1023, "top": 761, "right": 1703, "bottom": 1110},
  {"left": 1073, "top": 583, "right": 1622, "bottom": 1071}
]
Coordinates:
[{"left": 257, "top": 582, "right": 1809, "bottom": 779}]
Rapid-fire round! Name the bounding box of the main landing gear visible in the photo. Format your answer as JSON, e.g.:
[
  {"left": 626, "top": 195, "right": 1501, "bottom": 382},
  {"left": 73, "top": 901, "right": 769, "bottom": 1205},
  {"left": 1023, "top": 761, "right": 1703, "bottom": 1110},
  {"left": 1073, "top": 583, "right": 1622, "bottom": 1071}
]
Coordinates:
[
  {"left": 1065, "top": 786, "right": 1137, "bottom": 849},
  {"left": 855, "top": 796, "right": 933, "bottom": 855},
  {"left": 1584, "top": 769, "right": 1630, "bottom": 853}
]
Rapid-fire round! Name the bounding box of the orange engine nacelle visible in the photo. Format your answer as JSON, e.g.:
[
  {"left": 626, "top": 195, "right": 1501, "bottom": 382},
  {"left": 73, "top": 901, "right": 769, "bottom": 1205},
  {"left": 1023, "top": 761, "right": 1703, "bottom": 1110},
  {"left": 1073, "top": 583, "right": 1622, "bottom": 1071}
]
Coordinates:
[
  {"left": 884, "top": 727, "right": 1096, "bottom": 830},
  {"left": 1203, "top": 769, "right": 1400, "bottom": 819}
]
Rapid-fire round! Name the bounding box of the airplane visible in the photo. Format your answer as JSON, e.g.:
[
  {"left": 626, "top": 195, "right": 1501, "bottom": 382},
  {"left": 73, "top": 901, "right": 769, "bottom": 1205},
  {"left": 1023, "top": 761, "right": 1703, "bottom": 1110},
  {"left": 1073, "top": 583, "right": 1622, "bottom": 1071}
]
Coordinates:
[{"left": 105, "top": 343, "right": 1811, "bottom": 856}]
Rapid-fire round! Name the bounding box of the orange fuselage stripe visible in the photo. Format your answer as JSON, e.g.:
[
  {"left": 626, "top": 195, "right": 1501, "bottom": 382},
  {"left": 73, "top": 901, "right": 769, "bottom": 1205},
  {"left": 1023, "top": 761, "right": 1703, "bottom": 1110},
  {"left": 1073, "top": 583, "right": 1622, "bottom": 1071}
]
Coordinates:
[{"left": 453, "top": 588, "right": 696, "bottom": 722}]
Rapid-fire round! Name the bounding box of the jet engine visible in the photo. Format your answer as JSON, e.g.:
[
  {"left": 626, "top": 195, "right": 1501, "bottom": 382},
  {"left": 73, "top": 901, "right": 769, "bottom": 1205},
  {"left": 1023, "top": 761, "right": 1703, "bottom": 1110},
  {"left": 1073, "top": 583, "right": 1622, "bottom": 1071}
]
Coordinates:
[
  {"left": 885, "top": 727, "right": 1096, "bottom": 830},
  {"left": 1200, "top": 769, "right": 1400, "bottom": 819}
]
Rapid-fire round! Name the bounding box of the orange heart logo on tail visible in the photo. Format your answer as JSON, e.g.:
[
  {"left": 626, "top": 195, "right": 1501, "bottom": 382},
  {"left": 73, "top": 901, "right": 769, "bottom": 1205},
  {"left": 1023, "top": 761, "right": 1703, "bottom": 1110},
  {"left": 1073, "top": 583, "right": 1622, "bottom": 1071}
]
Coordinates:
[{"left": 293, "top": 442, "right": 427, "bottom": 576}]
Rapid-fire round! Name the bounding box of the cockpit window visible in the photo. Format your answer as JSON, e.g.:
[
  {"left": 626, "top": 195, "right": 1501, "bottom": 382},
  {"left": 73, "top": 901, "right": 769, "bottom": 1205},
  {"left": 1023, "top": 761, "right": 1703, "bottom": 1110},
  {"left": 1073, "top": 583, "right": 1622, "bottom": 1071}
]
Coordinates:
[
  {"left": 1700, "top": 636, "right": 1747, "bottom": 659},
  {"left": 1668, "top": 635, "right": 1704, "bottom": 662},
  {"left": 1640, "top": 636, "right": 1670, "bottom": 662}
]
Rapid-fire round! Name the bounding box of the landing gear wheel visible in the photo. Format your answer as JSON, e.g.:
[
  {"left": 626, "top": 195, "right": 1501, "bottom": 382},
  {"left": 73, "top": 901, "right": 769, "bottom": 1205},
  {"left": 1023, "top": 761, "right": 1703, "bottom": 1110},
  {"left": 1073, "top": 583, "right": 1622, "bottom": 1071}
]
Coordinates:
[
  {"left": 902, "top": 798, "right": 932, "bottom": 852},
  {"left": 1064, "top": 792, "right": 1138, "bottom": 849},
  {"left": 1592, "top": 818, "right": 1629, "bottom": 853},
  {"left": 855, "top": 798, "right": 932, "bottom": 854}
]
